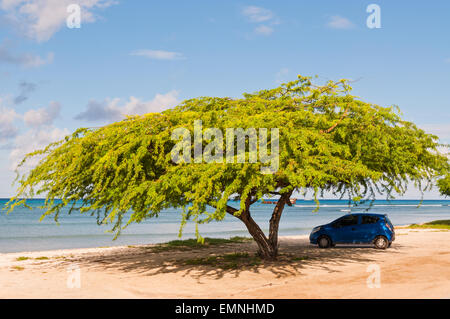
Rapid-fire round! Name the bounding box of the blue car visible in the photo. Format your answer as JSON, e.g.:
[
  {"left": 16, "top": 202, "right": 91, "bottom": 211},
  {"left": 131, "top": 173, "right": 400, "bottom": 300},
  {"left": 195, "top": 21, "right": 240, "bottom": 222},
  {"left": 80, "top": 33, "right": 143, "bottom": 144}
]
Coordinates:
[{"left": 309, "top": 213, "right": 395, "bottom": 249}]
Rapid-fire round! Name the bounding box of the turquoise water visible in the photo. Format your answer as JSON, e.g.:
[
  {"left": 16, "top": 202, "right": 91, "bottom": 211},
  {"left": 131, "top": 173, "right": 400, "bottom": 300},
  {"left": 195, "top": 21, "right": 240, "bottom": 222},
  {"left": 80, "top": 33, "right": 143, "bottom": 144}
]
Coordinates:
[{"left": 0, "top": 198, "right": 449, "bottom": 253}]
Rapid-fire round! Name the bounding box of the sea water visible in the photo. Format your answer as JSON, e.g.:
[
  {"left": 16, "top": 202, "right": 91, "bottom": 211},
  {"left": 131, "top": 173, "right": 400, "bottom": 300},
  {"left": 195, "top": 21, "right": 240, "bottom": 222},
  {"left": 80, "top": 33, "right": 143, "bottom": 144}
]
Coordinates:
[{"left": 0, "top": 198, "right": 449, "bottom": 253}]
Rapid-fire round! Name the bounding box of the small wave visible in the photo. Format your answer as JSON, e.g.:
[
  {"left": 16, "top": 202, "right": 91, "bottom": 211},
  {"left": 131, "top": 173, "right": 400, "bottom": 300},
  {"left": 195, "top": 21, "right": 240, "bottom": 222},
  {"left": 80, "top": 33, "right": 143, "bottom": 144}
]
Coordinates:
[
  {"left": 294, "top": 205, "right": 351, "bottom": 208},
  {"left": 295, "top": 204, "right": 443, "bottom": 208},
  {"left": 374, "top": 204, "right": 442, "bottom": 207}
]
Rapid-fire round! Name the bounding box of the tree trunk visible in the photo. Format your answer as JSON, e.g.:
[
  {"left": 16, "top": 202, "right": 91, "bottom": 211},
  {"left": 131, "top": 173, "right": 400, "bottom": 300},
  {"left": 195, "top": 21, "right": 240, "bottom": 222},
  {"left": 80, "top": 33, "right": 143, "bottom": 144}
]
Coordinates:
[
  {"left": 267, "top": 191, "right": 293, "bottom": 258},
  {"left": 240, "top": 210, "right": 277, "bottom": 260},
  {"left": 226, "top": 190, "right": 293, "bottom": 260}
]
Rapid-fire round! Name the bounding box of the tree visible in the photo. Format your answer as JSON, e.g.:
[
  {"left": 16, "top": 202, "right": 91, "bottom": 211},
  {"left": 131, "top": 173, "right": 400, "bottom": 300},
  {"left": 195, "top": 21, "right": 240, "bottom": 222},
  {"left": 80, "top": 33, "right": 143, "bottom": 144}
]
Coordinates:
[
  {"left": 438, "top": 175, "right": 450, "bottom": 196},
  {"left": 7, "top": 76, "right": 449, "bottom": 260}
]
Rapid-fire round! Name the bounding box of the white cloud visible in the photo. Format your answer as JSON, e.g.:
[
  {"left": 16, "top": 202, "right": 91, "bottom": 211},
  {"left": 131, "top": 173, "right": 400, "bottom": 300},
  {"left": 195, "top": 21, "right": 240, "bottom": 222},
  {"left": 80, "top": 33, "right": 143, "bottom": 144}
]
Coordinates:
[
  {"left": 241, "top": 6, "right": 273, "bottom": 23},
  {"left": 121, "top": 92, "right": 179, "bottom": 114},
  {"left": 75, "top": 90, "right": 179, "bottom": 122},
  {"left": 436, "top": 145, "right": 449, "bottom": 157},
  {"left": 0, "top": 96, "right": 65, "bottom": 172},
  {"left": 9, "top": 126, "right": 69, "bottom": 170},
  {"left": 0, "top": 105, "right": 19, "bottom": 142},
  {"left": 241, "top": 6, "right": 279, "bottom": 36},
  {"left": 326, "top": 15, "right": 355, "bottom": 30},
  {"left": 23, "top": 101, "right": 61, "bottom": 128},
  {"left": 0, "top": 40, "right": 53, "bottom": 68},
  {"left": 130, "top": 50, "right": 185, "bottom": 61},
  {"left": 419, "top": 124, "right": 450, "bottom": 143},
  {"left": 254, "top": 25, "right": 273, "bottom": 36},
  {"left": 0, "top": 0, "right": 117, "bottom": 42}
]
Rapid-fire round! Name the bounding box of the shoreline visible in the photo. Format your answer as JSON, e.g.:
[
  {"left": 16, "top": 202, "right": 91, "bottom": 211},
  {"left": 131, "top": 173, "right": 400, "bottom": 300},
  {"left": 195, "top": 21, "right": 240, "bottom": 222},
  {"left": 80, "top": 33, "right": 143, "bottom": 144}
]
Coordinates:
[
  {"left": 3, "top": 199, "right": 449, "bottom": 255},
  {"left": 0, "top": 235, "right": 308, "bottom": 256},
  {"left": 1, "top": 228, "right": 449, "bottom": 298},
  {"left": 0, "top": 224, "right": 426, "bottom": 256},
  {"left": 0, "top": 224, "right": 417, "bottom": 256}
]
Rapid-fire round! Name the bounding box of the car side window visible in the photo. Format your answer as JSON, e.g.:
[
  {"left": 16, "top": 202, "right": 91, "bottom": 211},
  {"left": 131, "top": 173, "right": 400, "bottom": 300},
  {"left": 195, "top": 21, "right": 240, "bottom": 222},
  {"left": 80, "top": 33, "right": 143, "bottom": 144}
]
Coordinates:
[
  {"left": 331, "top": 220, "right": 341, "bottom": 228},
  {"left": 361, "top": 216, "right": 379, "bottom": 224},
  {"left": 333, "top": 215, "right": 359, "bottom": 228}
]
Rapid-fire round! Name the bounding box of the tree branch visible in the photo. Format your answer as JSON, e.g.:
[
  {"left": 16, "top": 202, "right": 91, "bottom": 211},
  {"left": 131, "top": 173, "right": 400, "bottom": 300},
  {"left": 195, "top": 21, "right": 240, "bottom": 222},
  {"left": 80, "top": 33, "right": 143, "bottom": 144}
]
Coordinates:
[
  {"left": 321, "top": 108, "right": 349, "bottom": 134},
  {"left": 226, "top": 205, "right": 239, "bottom": 218}
]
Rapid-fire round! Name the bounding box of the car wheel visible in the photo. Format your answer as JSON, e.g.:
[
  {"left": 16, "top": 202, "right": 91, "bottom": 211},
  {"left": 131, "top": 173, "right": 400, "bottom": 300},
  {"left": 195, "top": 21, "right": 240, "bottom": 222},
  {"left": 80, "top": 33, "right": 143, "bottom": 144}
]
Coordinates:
[
  {"left": 318, "top": 236, "right": 331, "bottom": 248},
  {"left": 374, "top": 236, "right": 388, "bottom": 249}
]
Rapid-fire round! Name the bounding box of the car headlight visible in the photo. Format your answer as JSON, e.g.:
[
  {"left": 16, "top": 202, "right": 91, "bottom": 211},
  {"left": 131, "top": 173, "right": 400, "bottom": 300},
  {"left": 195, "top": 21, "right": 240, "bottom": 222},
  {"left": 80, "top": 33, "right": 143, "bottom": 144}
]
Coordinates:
[{"left": 311, "top": 226, "right": 321, "bottom": 234}]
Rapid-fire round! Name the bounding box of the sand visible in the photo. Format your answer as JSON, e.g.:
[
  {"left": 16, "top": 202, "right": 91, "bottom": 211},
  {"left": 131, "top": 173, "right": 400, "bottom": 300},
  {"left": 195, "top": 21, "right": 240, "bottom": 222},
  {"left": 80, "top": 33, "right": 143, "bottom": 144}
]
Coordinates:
[{"left": 0, "top": 228, "right": 449, "bottom": 299}]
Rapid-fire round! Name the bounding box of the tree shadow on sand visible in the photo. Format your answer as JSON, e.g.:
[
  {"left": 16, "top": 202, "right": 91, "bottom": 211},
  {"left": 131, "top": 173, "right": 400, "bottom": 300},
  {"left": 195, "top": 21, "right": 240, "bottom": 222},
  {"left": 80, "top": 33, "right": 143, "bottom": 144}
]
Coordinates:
[{"left": 56, "top": 238, "right": 403, "bottom": 281}]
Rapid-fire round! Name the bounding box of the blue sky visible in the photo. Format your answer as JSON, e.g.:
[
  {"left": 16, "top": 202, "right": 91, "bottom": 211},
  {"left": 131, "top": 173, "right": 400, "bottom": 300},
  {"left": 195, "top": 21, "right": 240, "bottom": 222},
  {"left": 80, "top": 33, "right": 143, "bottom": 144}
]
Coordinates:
[{"left": 0, "top": 0, "right": 449, "bottom": 198}]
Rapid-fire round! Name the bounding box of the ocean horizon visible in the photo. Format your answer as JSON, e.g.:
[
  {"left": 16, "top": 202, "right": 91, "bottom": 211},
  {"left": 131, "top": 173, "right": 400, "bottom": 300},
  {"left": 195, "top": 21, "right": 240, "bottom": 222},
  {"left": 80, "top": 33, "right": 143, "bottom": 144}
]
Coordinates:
[{"left": 1, "top": 198, "right": 449, "bottom": 253}]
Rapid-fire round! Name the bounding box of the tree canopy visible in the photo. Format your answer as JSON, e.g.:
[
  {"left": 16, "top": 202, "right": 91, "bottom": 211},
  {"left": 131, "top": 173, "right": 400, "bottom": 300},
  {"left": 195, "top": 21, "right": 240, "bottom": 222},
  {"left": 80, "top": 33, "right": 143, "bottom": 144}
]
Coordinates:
[
  {"left": 7, "top": 75, "right": 449, "bottom": 259},
  {"left": 437, "top": 175, "right": 450, "bottom": 196}
]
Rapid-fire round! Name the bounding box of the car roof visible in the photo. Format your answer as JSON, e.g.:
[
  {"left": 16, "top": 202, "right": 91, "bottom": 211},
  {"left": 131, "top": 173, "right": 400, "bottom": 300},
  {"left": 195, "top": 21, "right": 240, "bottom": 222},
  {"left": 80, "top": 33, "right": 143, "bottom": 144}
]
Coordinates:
[{"left": 343, "top": 213, "right": 386, "bottom": 217}]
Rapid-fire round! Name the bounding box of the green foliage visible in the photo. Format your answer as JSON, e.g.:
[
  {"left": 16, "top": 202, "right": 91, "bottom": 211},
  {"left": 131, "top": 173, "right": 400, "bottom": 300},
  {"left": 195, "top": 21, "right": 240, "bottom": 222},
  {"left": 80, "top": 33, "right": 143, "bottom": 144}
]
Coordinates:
[
  {"left": 16, "top": 256, "right": 29, "bottom": 261},
  {"left": 437, "top": 175, "right": 450, "bottom": 196},
  {"left": 16, "top": 256, "right": 50, "bottom": 261},
  {"left": 184, "top": 252, "right": 260, "bottom": 269},
  {"left": 150, "top": 236, "right": 251, "bottom": 252},
  {"left": 6, "top": 75, "right": 449, "bottom": 239},
  {"left": 425, "top": 220, "right": 450, "bottom": 225},
  {"left": 408, "top": 220, "right": 450, "bottom": 229},
  {"left": 291, "top": 256, "right": 310, "bottom": 261},
  {"left": 11, "top": 266, "right": 25, "bottom": 271}
]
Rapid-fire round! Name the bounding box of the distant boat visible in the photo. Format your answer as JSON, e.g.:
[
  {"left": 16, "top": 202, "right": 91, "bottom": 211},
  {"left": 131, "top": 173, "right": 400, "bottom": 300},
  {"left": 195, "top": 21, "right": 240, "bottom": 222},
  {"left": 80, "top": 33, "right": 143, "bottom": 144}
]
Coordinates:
[
  {"left": 261, "top": 198, "right": 297, "bottom": 205},
  {"left": 261, "top": 199, "right": 277, "bottom": 204}
]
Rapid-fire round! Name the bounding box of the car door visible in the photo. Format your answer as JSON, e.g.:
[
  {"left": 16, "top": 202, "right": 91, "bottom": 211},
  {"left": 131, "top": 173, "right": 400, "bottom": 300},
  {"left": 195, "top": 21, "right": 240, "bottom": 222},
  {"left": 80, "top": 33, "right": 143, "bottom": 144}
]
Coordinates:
[
  {"left": 358, "top": 215, "right": 380, "bottom": 243},
  {"left": 331, "top": 215, "right": 360, "bottom": 243}
]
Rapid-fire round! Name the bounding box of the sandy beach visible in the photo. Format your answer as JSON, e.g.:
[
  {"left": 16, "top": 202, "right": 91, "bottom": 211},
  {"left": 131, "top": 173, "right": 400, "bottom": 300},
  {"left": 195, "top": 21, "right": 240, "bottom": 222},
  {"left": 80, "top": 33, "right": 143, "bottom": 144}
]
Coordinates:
[{"left": 0, "top": 228, "right": 449, "bottom": 299}]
